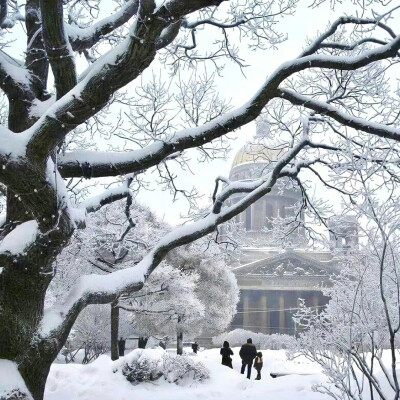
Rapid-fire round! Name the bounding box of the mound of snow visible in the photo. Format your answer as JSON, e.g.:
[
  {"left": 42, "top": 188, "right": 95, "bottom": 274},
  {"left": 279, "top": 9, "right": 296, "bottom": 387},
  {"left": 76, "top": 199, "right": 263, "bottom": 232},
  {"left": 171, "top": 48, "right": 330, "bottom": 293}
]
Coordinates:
[
  {"left": 0, "top": 360, "right": 32, "bottom": 399},
  {"left": 45, "top": 348, "right": 332, "bottom": 400}
]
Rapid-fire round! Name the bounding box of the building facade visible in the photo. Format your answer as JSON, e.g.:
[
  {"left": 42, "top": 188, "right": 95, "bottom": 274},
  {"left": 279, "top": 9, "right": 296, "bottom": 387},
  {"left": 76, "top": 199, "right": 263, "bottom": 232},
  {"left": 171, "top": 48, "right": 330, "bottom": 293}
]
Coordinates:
[{"left": 227, "top": 138, "right": 358, "bottom": 335}]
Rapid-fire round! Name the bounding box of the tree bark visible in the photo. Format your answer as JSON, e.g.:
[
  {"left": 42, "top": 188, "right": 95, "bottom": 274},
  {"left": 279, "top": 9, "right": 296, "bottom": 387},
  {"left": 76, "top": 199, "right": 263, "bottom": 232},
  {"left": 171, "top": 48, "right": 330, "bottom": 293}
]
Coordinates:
[
  {"left": 110, "top": 302, "right": 119, "bottom": 361},
  {"left": 177, "top": 332, "right": 183, "bottom": 355},
  {"left": 0, "top": 255, "right": 59, "bottom": 400}
]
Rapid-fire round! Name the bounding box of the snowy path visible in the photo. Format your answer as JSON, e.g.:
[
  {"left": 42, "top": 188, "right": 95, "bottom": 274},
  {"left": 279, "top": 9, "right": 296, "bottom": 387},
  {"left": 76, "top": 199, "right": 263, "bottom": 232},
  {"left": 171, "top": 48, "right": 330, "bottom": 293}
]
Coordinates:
[{"left": 45, "top": 349, "right": 331, "bottom": 400}]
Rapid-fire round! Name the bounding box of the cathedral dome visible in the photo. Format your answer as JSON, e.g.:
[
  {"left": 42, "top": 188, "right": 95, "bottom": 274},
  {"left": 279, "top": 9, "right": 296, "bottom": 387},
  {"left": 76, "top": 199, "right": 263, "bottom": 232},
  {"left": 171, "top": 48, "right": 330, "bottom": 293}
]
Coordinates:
[{"left": 231, "top": 142, "right": 286, "bottom": 170}]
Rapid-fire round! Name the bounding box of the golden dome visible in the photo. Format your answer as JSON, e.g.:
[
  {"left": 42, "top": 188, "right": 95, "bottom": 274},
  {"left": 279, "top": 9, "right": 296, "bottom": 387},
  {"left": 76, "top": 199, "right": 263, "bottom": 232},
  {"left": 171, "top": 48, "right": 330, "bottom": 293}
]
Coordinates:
[{"left": 231, "top": 143, "right": 286, "bottom": 170}]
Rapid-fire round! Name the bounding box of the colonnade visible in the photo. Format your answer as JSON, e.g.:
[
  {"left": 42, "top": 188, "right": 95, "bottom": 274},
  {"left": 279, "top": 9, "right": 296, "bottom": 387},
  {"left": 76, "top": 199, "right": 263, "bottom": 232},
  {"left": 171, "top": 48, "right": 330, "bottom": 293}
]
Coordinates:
[{"left": 233, "top": 290, "right": 325, "bottom": 336}]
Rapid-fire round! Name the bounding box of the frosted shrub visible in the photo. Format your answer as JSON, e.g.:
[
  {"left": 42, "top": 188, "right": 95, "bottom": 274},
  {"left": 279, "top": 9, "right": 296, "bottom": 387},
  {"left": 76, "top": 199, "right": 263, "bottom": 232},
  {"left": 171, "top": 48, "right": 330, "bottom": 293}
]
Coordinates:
[
  {"left": 213, "top": 329, "right": 297, "bottom": 350},
  {"left": 114, "top": 349, "right": 163, "bottom": 384},
  {"left": 162, "top": 353, "right": 210, "bottom": 384},
  {"left": 114, "top": 349, "right": 209, "bottom": 386}
]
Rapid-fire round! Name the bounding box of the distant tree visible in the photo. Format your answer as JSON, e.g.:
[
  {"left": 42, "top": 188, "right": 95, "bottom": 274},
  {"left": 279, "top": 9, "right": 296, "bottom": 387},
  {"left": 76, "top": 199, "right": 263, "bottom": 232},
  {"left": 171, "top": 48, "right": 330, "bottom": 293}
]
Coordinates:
[
  {"left": 122, "top": 263, "right": 204, "bottom": 354},
  {"left": 124, "top": 241, "right": 239, "bottom": 354},
  {"left": 48, "top": 198, "right": 169, "bottom": 359},
  {"left": 294, "top": 173, "right": 400, "bottom": 400}
]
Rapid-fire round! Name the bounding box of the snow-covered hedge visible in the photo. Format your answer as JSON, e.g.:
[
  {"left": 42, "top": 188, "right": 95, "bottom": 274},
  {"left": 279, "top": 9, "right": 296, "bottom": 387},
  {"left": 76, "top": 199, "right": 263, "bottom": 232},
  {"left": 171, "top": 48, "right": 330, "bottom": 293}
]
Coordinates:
[
  {"left": 212, "top": 329, "right": 297, "bottom": 350},
  {"left": 113, "top": 349, "right": 209, "bottom": 386},
  {"left": 162, "top": 353, "right": 209, "bottom": 384}
]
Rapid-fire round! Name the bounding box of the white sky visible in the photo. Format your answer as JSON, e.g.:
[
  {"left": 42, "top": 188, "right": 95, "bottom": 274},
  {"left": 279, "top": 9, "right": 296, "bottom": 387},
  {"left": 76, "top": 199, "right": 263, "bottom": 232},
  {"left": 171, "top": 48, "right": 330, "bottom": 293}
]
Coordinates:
[
  {"left": 3, "top": 1, "right": 393, "bottom": 227},
  {"left": 135, "top": 1, "right": 360, "bottom": 224}
]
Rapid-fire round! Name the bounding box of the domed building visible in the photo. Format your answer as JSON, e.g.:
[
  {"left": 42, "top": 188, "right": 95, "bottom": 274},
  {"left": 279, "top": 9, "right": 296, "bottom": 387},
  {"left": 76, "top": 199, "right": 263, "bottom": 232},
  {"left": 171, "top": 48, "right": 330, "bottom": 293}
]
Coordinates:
[{"left": 227, "top": 136, "right": 358, "bottom": 336}]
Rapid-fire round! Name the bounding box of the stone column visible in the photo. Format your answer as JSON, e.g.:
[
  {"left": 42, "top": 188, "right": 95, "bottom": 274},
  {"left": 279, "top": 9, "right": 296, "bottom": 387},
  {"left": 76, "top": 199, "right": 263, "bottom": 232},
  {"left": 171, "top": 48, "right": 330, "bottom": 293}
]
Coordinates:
[
  {"left": 259, "top": 293, "right": 268, "bottom": 334},
  {"left": 243, "top": 292, "right": 250, "bottom": 330},
  {"left": 279, "top": 293, "right": 285, "bottom": 333},
  {"left": 312, "top": 292, "right": 319, "bottom": 313},
  {"left": 295, "top": 296, "right": 302, "bottom": 336}
]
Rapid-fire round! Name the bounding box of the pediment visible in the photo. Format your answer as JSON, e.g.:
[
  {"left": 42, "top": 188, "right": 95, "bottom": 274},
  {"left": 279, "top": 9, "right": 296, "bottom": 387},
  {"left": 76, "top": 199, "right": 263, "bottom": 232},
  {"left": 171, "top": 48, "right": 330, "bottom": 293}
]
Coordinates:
[
  {"left": 256, "top": 257, "right": 327, "bottom": 276},
  {"left": 233, "top": 250, "right": 337, "bottom": 277}
]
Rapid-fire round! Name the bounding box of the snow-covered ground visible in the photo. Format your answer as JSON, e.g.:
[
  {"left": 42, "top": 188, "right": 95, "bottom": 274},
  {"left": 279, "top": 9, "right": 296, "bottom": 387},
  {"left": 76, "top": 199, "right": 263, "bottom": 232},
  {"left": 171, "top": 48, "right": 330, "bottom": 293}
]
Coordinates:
[{"left": 45, "top": 348, "right": 332, "bottom": 400}]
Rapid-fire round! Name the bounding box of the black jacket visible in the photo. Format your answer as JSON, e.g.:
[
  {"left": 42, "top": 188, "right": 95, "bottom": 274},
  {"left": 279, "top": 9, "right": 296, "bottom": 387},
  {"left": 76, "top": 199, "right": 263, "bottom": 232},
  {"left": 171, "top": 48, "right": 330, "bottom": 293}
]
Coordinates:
[
  {"left": 239, "top": 343, "right": 257, "bottom": 364},
  {"left": 220, "top": 347, "right": 234, "bottom": 367},
  {"left": 220, "top": 347, "right": 233, "bottom": 359}
]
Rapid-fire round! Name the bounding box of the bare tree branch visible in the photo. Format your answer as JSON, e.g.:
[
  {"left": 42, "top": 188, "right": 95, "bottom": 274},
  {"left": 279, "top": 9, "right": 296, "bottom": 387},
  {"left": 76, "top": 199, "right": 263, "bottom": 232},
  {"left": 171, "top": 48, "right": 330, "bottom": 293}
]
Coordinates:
[{"left": 278, "top": 88, "right": 400, "bottom": 141}]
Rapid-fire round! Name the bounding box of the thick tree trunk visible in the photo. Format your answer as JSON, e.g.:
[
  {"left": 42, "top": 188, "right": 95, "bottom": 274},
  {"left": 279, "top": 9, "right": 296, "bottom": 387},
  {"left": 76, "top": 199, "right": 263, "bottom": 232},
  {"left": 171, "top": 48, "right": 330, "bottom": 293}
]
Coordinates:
[
  {"left": 0, "top": 253, "right": 60, "bottom": 400},
  {"left": 110, "top": 302, "right": 119, "bottom": 361},
  {"left": 177, "top": 332, "right": 183, "bottom": 355},
  {"left": 18, "top": 357, "right": 52, "bottom": 400}
]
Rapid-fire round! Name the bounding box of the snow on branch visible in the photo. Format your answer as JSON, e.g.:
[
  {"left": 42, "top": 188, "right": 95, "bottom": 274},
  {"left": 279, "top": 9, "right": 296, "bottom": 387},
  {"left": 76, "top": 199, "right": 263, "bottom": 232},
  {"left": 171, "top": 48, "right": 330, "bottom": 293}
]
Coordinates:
[
  {"left": 0, "top": 220, "right": 39, "bottom": 256},
  {"left": 13, "top": 6, "right": 399, "bottom": 173},
  {"left": 300, "top": 15, "right": 396, "bottom": 57},
  {"left": 0, "top": 125, "right": 30, "bottom": 160},
  {"left": 24, "top": 0, "right": 183, "bottom": 161},
  {"left": 278, "top": 88, "right": 400, "bottom": 141},
  {"left": 0, "top": 51, "right": 34, "bottom": 97},
  {"left": 81, "top": 182, "right": 132, "bottom": 214},
  {"left": 40, "top": 136, "right": 312, "bottom": 337},
  {"left": 67, "top": 0, "right": 140, "bottom": 52},
  {"left": 57, "top": 31, "right": 400, "bottom": 179}
]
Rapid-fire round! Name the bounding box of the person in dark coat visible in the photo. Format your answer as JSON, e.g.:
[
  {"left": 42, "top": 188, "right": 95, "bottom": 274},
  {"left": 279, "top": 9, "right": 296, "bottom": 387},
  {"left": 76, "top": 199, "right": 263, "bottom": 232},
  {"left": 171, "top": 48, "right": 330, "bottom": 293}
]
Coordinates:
[
  {"left": 254, "top": 351, "right": 263, "bottom": 380},
  {"left": 118, "top": 337, "right": 126, "bottom": 357},
  {"left": 220, "top": 340, "right": 234, "bottom": 368},
  {"left": 239, "top": 338, "right": 257, "bottom": 379},
  {"left": 192, "top": 342, "right": 199, "bottom": 353}
]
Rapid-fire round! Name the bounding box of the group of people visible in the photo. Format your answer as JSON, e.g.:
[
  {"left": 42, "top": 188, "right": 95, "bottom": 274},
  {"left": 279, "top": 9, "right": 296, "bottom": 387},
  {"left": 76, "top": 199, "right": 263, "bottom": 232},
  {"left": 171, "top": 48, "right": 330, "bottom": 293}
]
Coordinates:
[{"left": 220, "top": 338, "right": 263, "bottom": 380}]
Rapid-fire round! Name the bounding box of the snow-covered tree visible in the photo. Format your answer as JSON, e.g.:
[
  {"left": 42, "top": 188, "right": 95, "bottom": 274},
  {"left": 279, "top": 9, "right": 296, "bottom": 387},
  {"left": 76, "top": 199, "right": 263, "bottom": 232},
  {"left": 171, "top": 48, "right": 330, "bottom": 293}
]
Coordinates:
[
  {"left": 67, "top": 304, "right": 110, "bottom": 364},
  {"left": 47, "top": 198, "right": 169, "bottom": 359},
  {"left": 294, "top": 173, "right": 400, "bottom": 400},
  {"left": 1, "top": 1, "right": 400, "bottom": 399},
  {"left": 51, "top": 199, "right": 238, "bottom": 357},
  {"left": 124, "top": 241, "right": 239, "bottom": 353},
  {"left": 122, "top": 263, "right": 205, "bottom": 354},
  {"left": 169, "top": 240, "right": 239, "bottom": 337}
]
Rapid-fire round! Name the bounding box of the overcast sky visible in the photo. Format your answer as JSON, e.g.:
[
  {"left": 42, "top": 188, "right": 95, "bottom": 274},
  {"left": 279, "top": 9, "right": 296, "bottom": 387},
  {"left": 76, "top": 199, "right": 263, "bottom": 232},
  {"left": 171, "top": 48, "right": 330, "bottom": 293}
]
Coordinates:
[
  {"left": 4, "top": 1, "right": 392, "bottom": 227},
  {"left": 134, "top": 1, "right": 362, "bottom": 225}
]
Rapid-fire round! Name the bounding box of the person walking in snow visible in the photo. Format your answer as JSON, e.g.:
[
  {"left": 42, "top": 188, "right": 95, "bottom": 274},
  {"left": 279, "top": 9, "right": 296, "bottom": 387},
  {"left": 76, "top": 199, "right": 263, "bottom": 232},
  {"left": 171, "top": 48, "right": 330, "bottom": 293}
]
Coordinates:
[
  {"left": 254, "top": 351, "right": 263, "bottom": 380},
  {"left": 220, "top": 340, "right": 234, "bottom": 368},
  {"left": 239, "top": 338, "right": 257, "bottom": 379},
  {"left": 118, "top": 337, "right": 126, "bottom": 357},
  {"left": 192, "top": 342, "right": 199, "bottom": 353}
]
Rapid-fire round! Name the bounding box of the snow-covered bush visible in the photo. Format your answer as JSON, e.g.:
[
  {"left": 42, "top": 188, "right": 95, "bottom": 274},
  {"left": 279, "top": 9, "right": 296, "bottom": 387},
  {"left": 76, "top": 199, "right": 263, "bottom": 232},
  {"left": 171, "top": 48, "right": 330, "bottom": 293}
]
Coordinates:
[
  {"left": 212, "top": 329, "right": 297, "bottom": 350},
  {"left": 113, "top": 349, "right": 209, "bottom": 386},
  {"left": 162, "top": 353, "right": 210, "bottom": 384},
  {"left": 113, "top": 349, "right": 163, "bottom": 385},
  {"left": 258, "top": 333, "right": 297, "bottom": 350}
]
